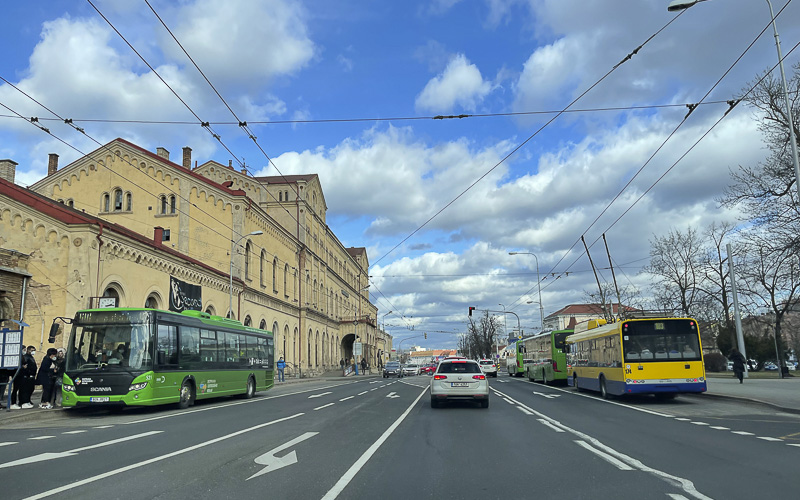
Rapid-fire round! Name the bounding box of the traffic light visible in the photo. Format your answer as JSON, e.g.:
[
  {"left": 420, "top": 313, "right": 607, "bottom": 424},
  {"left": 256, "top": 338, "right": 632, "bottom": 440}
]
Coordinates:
[{"left": 468, "top": 306, "right": 476, "bottom": 316}]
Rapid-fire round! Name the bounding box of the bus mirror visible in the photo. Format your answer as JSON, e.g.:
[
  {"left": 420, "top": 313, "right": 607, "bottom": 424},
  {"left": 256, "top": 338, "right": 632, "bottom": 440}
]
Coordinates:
[
  {"left": 157, "top": 351, "right": 166, "bottom": 365},
  {"left": 48, "top": 323, "right": 60, "bottom": 343}
]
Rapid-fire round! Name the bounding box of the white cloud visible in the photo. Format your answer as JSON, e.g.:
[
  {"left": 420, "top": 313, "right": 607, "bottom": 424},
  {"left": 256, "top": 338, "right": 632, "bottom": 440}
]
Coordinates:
[{"left": 415, "top": 54, "right": 492, "bottom": 113}]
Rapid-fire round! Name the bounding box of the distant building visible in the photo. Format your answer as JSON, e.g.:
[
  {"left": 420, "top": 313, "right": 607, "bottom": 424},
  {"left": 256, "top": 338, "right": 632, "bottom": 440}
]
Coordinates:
[{"left": 544, "top": 303, "right": 639, "bottom": 330}]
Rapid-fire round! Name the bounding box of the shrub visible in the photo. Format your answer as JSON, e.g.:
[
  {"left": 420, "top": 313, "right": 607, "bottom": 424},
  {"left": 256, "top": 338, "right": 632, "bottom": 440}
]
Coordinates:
[{"left": 704, "top": 352, "right": 727, "bottom": 372}]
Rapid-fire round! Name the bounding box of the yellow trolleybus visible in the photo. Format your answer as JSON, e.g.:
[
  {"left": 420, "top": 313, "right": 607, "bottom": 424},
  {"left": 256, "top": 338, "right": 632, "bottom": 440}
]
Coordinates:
[{"left": 566, "top": 316, "right": 706, "bottom": 399}]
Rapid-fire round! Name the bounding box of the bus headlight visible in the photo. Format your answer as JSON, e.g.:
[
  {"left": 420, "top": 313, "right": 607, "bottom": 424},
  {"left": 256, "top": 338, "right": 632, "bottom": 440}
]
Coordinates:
[
  {"left": 63, "top": 384, "right": 75, "bottom": 392},
  {"left": 128, "top": 382, "right": 148, "bottom": 391}
]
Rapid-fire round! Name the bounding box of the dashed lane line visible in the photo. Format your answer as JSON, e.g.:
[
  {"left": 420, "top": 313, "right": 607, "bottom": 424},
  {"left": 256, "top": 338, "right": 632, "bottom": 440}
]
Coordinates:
[{"left": 314, "top": 403, "right": 336, "bottom": 411}]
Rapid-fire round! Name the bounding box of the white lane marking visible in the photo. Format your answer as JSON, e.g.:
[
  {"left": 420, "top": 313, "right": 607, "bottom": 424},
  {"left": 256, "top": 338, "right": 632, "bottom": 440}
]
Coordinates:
[
  {"left": 62, "top": 430, "right": 87, "bottom": 435},
  {"left": 732, "top": 431, "right": 754, "bottom": 436},
  {"left": 502, "top": 398, "right": 515, "bottom": 405},
  {"left": 709, "top": 426, "right": 730, "bottom": 430},
  {"left": 308, "top": 392, "right": 333, "bottom": 399},
  {"left": 125, "top": 381, "right": 357, "bottom": 424},
  {"left": 690, "top": 422, "right": 709, "bottom": 426},
  {"left": 757, "top": 437, "right": 783, "bottom": 442},
  {"left": 668, "top": 495, "right": 690, "bottom": 500},
  {"left": 492, "top": 388, "right": 711, "bottom": 500},
  {"left": 93, "top": 425, "right": 114, "bottom": 429},
  {"left": 321, "top": 387, "right": 428, "bottom": 500},
  {"left": 540, "top": 383, "right": 675, "bottom": 418},
  {"left": 29, "top": 436, "right": 56, "bottom": 440},
  {"left": 26, "top": 413, "right": 303, "bottom": 500},
  {"left": 538, "top": 419, "right": 565, "bottom": 432},
  {"left": 0, "top": 442, "right": 18, "bottom": 447},
  {"left": 369, "top": 381, "right": 381, "bottom": 384},
  {"left": 0, "top": 431, "right": 163, "bottom": 469},
  {"left": 788, "top": 444, "right": 800, "bottom": 448},
  {"left": 247, "top": 432, "right": 318, "bottom": 480},
  {"left": 575, "top": 440, "right": 634, "bottom": 470},
  {"left": 314, "top": 403, "right": 335, "bottom": 411},
  {"left": 339, "top": 396, "right": 354, "bottom": 402},
  {"left": 358, "top": 391, "right": 368, "bottom": 396},
  {"left": 675, "top": 418, "right": 691, "bottom": 421},
  {"left": 516, "top": 407, "right": 533, "bottom": 415},
  {"left": 533, "top": 391, "right": 560, "bottom": 399},
  {"left": 386, "top": 392, "right": 400, "bottom": 399},
  {"left": 369, "top": 388, "right": 378, "bottom": 391}
]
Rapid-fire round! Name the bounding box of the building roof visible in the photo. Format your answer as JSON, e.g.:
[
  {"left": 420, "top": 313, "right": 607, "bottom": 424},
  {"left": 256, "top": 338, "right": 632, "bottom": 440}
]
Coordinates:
[
  {"left": 546, "top": 303, "right": 638, "bottom": 319},
  {"left": 254, "top": 174, "right": 318, "bottom": 184}
]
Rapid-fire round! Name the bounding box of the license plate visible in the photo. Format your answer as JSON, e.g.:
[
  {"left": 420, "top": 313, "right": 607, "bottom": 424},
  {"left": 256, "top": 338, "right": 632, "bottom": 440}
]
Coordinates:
[
  {"left": 451, "top": 382, "right": 469, "bottom": 387},
  {"left": 90, "top": 397, "right": 110, "bottom": 402}
]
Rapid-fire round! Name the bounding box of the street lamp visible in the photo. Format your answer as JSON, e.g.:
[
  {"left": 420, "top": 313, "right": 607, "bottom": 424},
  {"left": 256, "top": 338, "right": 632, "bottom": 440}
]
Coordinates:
[
  {"left": 382, "top": 310, "right": 393, "bottom": 331},
  {"left": 667, "top": 0, "right": 800, "bottom": 200},
  {"left": 229, "top": 230, "right": 263, "bottom": 319},
  {"left": 509, "top": 251, "right": 544, "bottom": 331}
]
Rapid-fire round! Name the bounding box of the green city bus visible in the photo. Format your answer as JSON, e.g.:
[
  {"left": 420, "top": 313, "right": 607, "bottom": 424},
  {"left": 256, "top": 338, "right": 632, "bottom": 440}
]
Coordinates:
[
  {"left": 57, "top": 308, "right": 274, "bottom": 409},
  {"left": 523, "top": 328, "right": 572, "bottom": 385},
  {"left": 505, "top": 338, "right": 532, "bottom": 377}
]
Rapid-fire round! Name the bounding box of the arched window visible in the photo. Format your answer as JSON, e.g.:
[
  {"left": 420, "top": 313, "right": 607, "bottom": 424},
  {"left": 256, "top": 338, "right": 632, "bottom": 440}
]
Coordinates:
[
  {"left": 315, "top": 330, "right": 319, "bottom": 367},
  {"left": 272, "top": 321, "right": 280, "bottom": 355},
  {"left": 102, "top": 286, "right": 121, "bottom": 307},
  {"left": 283, "top": 264, "right": 288, "bottom": 296},
  {"left": 284, "top": 325, "right": 289, "bottom": 363},
  {"left": 259, "top": 319, "right": 267, "bottom": 330},
  {"left": 144, "top": 295, "right": 159, "bottom": 309},
  {"left": 272, "top": 257, "right": 278, "bottom": 292},
  {"left": 279, "top": 192, "right": 283, "bottom": 202},
  {"left": 244, "top": 315, "right": 252, "bottom": 327},
  {"left": 103, "top": 193, "right": 110, "bottom": 212},
  {"left": 160, "top": 196, "right": 168, "bottom": 214},
  {"left": 260, "top": 250, "right": 266, "bottom": 287},
  {"left": 126, "top": 192, "right": 132, "bottom": 211},
  {"left": 244, "top": 242, "right": 252, "bottom": 279},
  {"left": 308, "top": 330, "right": 312, "bottom": 367},
  {"left": 67, "top": 200, "right": 74, "bottom": 208},
  {"left": 114, "top": 189, "right": 123, "bottom": 211},
  {"left": 313, "top": 279, "right": 318, "bottom": 308},
  {"left": 170, "top": 195, "right": 176, "bottom": 214},
  {"left": 205, "top": 305, "right": 215, "bottom": 316}
]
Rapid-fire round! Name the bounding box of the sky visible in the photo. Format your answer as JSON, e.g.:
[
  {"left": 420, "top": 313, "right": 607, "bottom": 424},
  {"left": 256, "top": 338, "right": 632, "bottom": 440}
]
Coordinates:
[{"left": 2, "top": 0, "right": 799, "bottom": 350}]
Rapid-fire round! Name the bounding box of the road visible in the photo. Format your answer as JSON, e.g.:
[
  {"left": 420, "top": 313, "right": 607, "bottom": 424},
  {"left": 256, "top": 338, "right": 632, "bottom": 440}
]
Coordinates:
[{"left": 1, "top": 373, "right": 798, "bottom": 500}]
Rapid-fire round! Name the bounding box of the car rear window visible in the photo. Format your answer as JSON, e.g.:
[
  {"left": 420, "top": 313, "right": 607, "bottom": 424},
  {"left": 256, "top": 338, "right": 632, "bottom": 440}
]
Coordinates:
[
  {"left": 386, "top": 363, "right": 400, "bottom": 368},
  {"left": 479, "top": 360, "right": 493, "bottom": 365},
  {"left": 438, "top": 362, "right": 482, "bottom": 374}
]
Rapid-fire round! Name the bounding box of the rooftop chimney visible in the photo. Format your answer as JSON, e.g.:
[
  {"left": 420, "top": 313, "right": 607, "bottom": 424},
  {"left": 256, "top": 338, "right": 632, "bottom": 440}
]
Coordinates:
[
  {"left": 0, "top": 159, "right": 17, "bottom": 183},
  {"left": 156, "top": 147, "right": 170, "bottom": 160},
  {"left": 228, "top": 160, "right": 233, "bottom": 169},
  {"left": 154, "top": 226, "right": 164, "bottom": 246},
  {"left": 48, "top": 153, "right": 59, "bottom": 176},
  {"left": 182, "top": 147, "right": 192, "bottom": 169}
]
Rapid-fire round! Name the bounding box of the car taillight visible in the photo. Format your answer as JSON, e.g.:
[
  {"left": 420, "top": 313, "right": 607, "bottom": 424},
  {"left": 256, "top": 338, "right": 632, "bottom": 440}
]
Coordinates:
[
  {"left": 434, "top": 375, "right": 447, "bottom": 380},
  {"left": 473, "top": 374, "right": 486, "bottom": 380}
]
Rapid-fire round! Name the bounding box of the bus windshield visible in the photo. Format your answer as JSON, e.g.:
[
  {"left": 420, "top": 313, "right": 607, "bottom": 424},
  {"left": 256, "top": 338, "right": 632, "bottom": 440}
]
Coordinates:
[
  {"left": 621, "top": 319, "right": 701, "bottom": 362},
  {"left": 66, "top": 310, "right": 153, "bottom": 372}
]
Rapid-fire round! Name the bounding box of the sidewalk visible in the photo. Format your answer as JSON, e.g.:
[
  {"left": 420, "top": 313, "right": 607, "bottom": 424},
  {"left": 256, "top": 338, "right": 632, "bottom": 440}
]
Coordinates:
[{"left": 703, "top": 375, "right": 800, "bottom": 413}]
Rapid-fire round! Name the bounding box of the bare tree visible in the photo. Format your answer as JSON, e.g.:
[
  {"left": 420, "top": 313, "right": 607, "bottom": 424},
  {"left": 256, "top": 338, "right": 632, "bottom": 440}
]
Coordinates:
[
  {"left": 643, "top": 227, "right": 704, "bottom": 316},
  {"left": 738, "top": 232, "right": 800, "bottom": 378},
  {"left": 464, "top": 311, "right": 501, "bottom": 359}
]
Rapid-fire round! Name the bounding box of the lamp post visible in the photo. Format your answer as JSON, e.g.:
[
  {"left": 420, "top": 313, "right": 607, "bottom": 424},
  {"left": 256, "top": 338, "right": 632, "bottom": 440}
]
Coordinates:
[
  {"left": 382, "top": 310, "right": 393, "bottom": 331},
  {"left": 229, "top": 230, "right": 263, "bottom": 319},
  {"left": 355, "top": 284, "right": 370, "bottom": 373},
  {"left": 668, "top": 0, "right": 800, "bottom": 200},
  {"left": 509, "top": 251, "right": 544, "bottom": 331}
]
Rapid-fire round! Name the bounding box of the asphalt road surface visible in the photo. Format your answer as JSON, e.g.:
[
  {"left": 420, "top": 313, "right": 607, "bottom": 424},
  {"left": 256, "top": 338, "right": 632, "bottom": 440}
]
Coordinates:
[{"left": 1, "top": 374, "right": 798, "bottom": 500}]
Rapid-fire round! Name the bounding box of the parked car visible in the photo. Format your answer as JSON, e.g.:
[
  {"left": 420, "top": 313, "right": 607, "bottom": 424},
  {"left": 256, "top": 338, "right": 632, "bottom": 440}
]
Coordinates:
[
  {"left": 786, "top": 362, "right": 797, "bottom": 371},
  {"left": 402, "top": 364, "right": 420, "bottom": 376},
  {"left": 478, "top": 359, "right": 498, "bottom": 377},
  {"left": 383, "top": 361, "right": 402, "bottom": 378},
  {"left": 763, "top": 362, "right": 779, "bottom": 371},
  {"left": 726, "top": 361, "right": 734, "bottom": 371},
  {"left": 430, "top": 358, "right": 489, "bottom": 408},
  {"left": 420, "top": 364, "right": 436, "bottom": 375}
]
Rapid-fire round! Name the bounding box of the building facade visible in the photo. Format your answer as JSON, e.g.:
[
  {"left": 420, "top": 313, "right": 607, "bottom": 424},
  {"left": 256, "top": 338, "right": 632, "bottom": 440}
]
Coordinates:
[{"left": 1, "top": 138, "right": 388, "bottom": 375}]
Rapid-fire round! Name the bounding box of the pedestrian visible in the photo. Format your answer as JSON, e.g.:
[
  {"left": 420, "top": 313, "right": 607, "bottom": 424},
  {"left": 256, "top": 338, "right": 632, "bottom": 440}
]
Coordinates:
[
  {"left": 37, "top": 348, "right": 58, "bottom": 409},
  {"left": 0, "top": 367, "right": 14, "bottom": 408},
  {"left": 353, "top": 357, "right": 358, "bottom": 375},
  {"left": 14, "top": 345, "right": 37, "bottom": 409},
  {"left": 360, "top": 357, "right": 367, "bottom": 375},
  {"left": 730, "top": 348, "right": 746, "bottom": 384},
  {"left": 339, "top": 358, "right": 345, "bottom": 371},
  {"left": 50, "top": 348, "right": 66, "bottom": 407},
  {"left": 276, "top": 356, "right": 286, "bottom": 382}
]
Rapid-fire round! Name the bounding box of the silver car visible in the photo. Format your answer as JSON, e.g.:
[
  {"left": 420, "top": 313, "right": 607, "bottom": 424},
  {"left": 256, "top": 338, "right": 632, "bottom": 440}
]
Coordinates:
[{"left": 430, "top": 358, "right": 489, "bottom": 408}]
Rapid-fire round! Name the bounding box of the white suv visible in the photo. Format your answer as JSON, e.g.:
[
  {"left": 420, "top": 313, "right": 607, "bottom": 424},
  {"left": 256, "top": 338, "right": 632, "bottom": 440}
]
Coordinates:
[
  {"left": 430, "top": 358, "right": 489, "bottom": 408},
  {"left": 478, "top": 359, "right": 498, "bottom": 377}
]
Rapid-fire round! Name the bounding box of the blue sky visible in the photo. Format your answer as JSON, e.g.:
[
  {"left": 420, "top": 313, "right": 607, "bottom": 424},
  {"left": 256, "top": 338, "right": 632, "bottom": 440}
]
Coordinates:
[{"left": 2, "top": 0, "right": 799, "bottom": 348}]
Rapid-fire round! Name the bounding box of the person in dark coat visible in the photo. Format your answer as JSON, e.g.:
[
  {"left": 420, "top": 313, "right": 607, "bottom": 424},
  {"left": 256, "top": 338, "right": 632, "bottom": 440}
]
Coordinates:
[
  {"left": 360, "top": 357, "right": 367, "bottom": 375},
  {"left": 16, "top": 346, "right": 37, "bottom": 409},
  {"left": 50, "top": 348, "right": 66, "bottom": 407},
  {"left": 730, "top": 348, "right": 746, "bottom": 384},
  {"left": 37, "top": 348, "right": 58, "bottom": 409}
]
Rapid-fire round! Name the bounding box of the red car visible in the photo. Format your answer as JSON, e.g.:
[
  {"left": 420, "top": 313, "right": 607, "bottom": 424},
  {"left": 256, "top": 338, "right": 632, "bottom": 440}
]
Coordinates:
[{"left": 420, "top": 364, "right": 436, "bottom": 375}]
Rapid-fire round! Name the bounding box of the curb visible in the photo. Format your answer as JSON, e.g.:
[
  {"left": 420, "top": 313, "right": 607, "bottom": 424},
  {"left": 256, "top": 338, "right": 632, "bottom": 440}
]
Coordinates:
[{"left": 690, "top": 391, "right": 800, "bottom": 415}]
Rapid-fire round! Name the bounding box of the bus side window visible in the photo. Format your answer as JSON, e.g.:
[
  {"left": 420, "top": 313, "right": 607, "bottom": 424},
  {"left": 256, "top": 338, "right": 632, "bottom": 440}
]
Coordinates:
[
  {"left": 156, "top": 324, "right": 178, "bottom": 368},
  {"left": 179, "top": 326, "right": 201, "bottom": 367}
]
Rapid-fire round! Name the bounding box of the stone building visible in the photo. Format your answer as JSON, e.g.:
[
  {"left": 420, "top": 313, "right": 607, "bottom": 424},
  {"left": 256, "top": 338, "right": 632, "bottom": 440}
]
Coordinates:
[{"left": 0, "top": 138, "right": 389, "bottom": 375}]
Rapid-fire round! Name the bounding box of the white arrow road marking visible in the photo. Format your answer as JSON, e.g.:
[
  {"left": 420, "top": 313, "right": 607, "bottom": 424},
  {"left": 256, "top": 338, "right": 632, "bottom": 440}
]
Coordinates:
[
  {"left": 533, "top": 391, "right": 560, "bottom": 399},
  {"left": 0, "top": 431, "right": 163, "bottom": 469},
  {"left": 308, "top": 392, "right": 332, "bottom": 399},
  {"left": 247, "top": 432, "right": 319, "bottom": 480},
  {"left": 386, "top": 392, "right": 400, "bottom": 398}
]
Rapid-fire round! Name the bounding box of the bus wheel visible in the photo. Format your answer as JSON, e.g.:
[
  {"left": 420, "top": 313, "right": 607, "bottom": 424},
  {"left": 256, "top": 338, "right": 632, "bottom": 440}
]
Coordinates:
[
  {"left": 574, "top": 375, "right": 583, "bottom": 392},
  {"left": 244, "top": 377, "right": 256, "bottom": 399},
  {"left": 542, "top": 371, "right": 548, "bottom": 385},
  {"left": 599, "top": 377, "right": 609, "bottom": 399},
  {"left": 178, "top": 379, "right": 195, "bottom": 409}
]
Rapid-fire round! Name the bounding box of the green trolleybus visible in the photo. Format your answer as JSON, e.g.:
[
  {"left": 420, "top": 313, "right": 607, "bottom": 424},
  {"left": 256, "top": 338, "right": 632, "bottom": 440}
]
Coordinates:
[
  {"left": 523, "top": 328, "right": 572, "bottom": 385},
  {"left": 58, "top": 308, "right": 274, "bottom": 409},
  {"left": 566, "top": 317, "right": 706, "bottom": 399}
]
